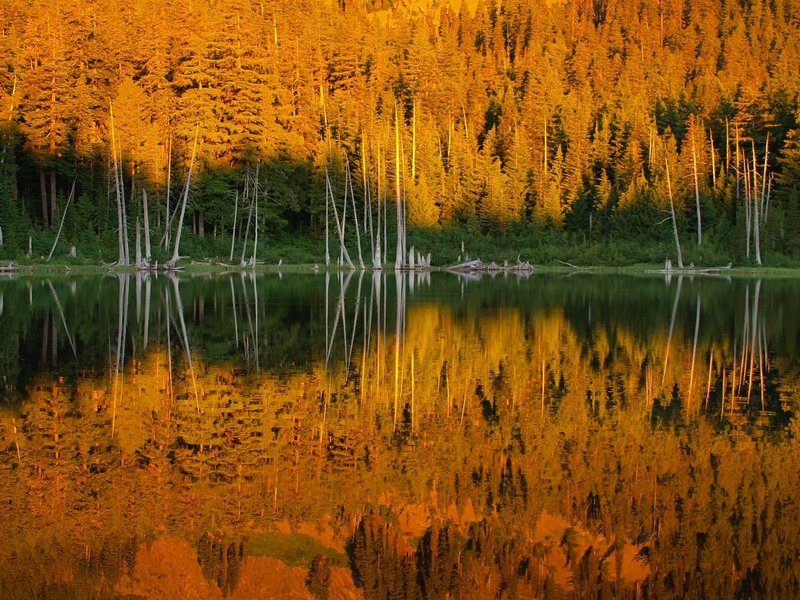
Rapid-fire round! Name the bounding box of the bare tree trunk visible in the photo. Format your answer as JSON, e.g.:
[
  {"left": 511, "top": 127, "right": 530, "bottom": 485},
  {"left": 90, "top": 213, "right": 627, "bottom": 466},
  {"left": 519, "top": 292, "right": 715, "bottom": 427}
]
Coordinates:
[
  {"left": 411, "top": 99, "right": 416, "bottom": 182},
  {"left": 394, "top": 107, "right": 404, "bottom": 270},
  {"left": 135, "top": 217, "right": 143, "bottom": 267},
  {"left": 709, "top": 128, "right": 717, "bottom": 188},
  {"left": 168, "top": 125, "right": 199, "bottom": 268},
  {"left": 325, "top": 165, "right": 354, "bottom": 269},
  {"left": 761, "top": 134, "right": 770, "bottom": 222},
  {"left": 164, "top": 133, "right": 172, "bottom": 251},
  {"left": 744, "top": 156, "right": 751, "bottom": 259},
  {"left": 664, "top": 152, "right": 684, "bottom": 269},
  {"left": 347, "top": 160, "right": 365, "bottom": 270},
  {"left": 142, "top": 189, "right": 151, "bottom": 262},
  {"left": 325, "top": 168, "right": 330, "bottom": 266},
  {"left": 240, "top": 170, "right": 253, "bottom": 265},
  {"left": 362, "top": 135, "right": 377, "bottom": 269},
  {"left": 691, "top": 133, "right": 702, "bottom": 246},
  {"left": 230, "top": 189, "right": 238, "bottom": 262},
  {"left": 250, "top": 163, "right": 260, "bottom": 266},
  {"left": 46, "top": 179, "right": 76, "bottom": 262},
  {"left": 110, "top": 103, "right": 128, "bottom": 265},
  {"left": 752, "top": 142, "right": 762, "bottom": 266}
]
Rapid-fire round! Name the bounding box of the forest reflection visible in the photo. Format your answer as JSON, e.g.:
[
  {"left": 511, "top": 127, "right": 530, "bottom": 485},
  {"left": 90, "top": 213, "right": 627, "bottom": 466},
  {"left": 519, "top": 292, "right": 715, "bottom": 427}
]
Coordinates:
[{"left": 0, "top": 273, "right": 799, "bottom": 599}]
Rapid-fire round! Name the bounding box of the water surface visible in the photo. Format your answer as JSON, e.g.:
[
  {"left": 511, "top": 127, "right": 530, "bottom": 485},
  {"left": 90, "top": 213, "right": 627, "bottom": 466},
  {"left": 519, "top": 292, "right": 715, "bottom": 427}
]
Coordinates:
[{"left": 0, "top": 272, "right": 798, "bottom": 599}]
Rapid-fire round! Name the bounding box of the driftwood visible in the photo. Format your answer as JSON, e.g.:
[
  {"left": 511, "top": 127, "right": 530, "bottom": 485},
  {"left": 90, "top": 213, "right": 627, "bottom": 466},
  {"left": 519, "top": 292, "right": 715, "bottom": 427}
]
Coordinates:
[
  {"left": 649, "top": 261, "right": 732, "bottom": 275},
  {"left": 446, "top": 257, "right": 533, "bottom": 274}
]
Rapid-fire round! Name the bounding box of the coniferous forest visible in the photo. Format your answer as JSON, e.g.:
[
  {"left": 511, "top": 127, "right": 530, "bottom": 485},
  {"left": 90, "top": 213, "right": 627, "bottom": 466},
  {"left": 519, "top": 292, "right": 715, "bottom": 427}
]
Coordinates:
[{"left": 1, "top": 0, "right": 800, "bottom": 265}]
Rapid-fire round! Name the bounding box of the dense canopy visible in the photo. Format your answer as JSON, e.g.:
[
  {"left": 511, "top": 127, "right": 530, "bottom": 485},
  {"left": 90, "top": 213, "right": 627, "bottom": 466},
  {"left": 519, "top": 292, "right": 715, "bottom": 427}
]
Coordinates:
[{"left": 1, "top": 0, "right": 799, "bottom": 262}]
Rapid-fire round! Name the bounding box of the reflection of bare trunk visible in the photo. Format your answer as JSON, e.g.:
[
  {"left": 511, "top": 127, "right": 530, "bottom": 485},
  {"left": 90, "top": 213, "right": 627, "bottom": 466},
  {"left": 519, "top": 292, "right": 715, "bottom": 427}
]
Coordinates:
[
  {"left": 348, "top": 271, "right": 364, "bottom": 370},
  {"left": 168, "top": 275, "right": 199, "bottom": 411},
  {"left": 251, "top": 271, "right": 260, "bottom": 371},
  {"left": 688, "top": 294, "right": 701, "bottom": 410},
  {"left": 746, "top": 280, "right": 761, "bottom": 403},
  {"left": 47, "top": 280, "right": 76, "bottom": 360},
  {"left": 738, "top": 288, "right": 749, "bottom": 397},
  {"left": 393, "top": 271, "right": 406, "bottom": 431},
  {"left": 112, "top": 274, "right": 130, "bottom": 437},
  {"left": 324, "top": 272, "right": 330, "bottom": 368},
  {"left": 239, "top": 272, "right": 255, "bottom": 367},
  {"left": 230, "top": 276, "right": 239, "bottom": 348},
  {"left": 143, "top": 275, "right": 151, "bottom": 350},
  {"left": 662, "top": 276, "right": 683, "bottom": 385}
]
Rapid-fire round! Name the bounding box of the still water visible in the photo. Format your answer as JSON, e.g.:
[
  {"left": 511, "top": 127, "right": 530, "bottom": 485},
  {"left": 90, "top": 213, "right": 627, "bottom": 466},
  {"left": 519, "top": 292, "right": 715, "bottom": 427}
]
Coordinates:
[{"left": 0, "top": 272, "right": 798, "bottom": 599}]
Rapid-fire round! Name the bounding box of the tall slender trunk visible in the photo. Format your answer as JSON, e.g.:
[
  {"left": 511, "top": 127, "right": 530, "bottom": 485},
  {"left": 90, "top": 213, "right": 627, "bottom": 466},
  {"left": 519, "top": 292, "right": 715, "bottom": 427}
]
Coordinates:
[
  {"left": 664, "top": 152, "right": 684, "bottom": 269},
  {"left": 744, "top": 156, "right": 751, "bottom": 259},
  {"left": 411, "top": 99, "right": 417, "bottom": 182},
  {"left": 325, "top": 168, "right": 330, "bottom": 266},
  {"left": 326, "top": 165, "right": 354, "bottom": 269},
  {"left": 169, "top": 125, "right": 199, "bottom": 267},
  {"left": 46, "top": 179, "right": 76, "bottom": 262},
  {"left": 691, "top": 133, "right": 702, "bottom": 246},
  {"left": 240, "top": 170, "right": 253, "bottom": 265},
  {"left": 110, "top": 103, "right": 127, "bottom": 265},
  {"left": 709, "top": 128, "right": 717, "bottom": 187},
  {"left": 395, "top": 107, "right": 403, "bottom": 270},
  {"left": 230, "top": 189, "right": 238, "bottom": 262},
  {"left": 752, "top": 142, "right": 762, "bottom": 266},
  {"left": 251, "top": 162, "right": 259, "bottom": 265},
  {"left": 164, "top": 133, "right": 172, "bottom": 251},
  {"left": 348, "top": 160, "right": 365, "bottom": 270},
  {"left": 142, "top": 189, "right": 151, "bottom": 262}
]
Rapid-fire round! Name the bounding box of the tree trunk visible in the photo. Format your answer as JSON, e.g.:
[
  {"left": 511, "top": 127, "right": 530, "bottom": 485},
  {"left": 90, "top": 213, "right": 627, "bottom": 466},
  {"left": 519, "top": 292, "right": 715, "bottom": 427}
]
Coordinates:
[
  {"left": 50, "top": 169, "right": 57, "bottom": 228},
  {"left": 169, "top": 125, "right": 199, "bottom": 267},
  {"left": 110, "top": 103, "right": 128, "bottom": 265},
  {"left": 395, "top": 107, "right": 403, "bottom": 270},
  {"left": 230, "top": 189, "right": 238, "bottom": 262},
  {"left": 47, "top": 179, "right": 76, "bottom": 262},
  {"left": 39, "top": 169, "right": 48, "bottom": 228},
  {"left": 142, "top": 189, "right": 151, "bottom": 261},
  {"left": 251, "top": 163, "right": 259, "bottom": 265},
  {"left": 664, "top": 153, "right": 684, "bottom": 269},
  {"left": 691, "top": 134, "right": 702, "bottom": 246},
  {"left": 347, "top": 160, "right": 365, "bottom": 270}
]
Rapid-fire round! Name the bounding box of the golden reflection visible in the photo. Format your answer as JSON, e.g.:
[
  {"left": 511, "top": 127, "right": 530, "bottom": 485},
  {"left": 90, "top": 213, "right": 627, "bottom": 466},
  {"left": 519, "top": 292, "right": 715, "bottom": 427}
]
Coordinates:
[{"left": 0, "top": 275, "right": 799, "bottom": 599}]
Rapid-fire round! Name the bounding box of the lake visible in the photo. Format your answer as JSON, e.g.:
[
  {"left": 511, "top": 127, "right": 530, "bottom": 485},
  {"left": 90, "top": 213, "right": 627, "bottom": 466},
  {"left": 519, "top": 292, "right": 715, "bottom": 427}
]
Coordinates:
[{"left": 0, "top": 272, "right": 798, "bottom": 599}]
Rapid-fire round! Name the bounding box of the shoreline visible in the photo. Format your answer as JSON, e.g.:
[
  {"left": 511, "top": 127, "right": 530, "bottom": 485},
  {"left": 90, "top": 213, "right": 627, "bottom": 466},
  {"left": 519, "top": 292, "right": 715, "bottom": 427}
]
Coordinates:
[{"left": 3, "top": 259, "right": 800, "bottom": 278}]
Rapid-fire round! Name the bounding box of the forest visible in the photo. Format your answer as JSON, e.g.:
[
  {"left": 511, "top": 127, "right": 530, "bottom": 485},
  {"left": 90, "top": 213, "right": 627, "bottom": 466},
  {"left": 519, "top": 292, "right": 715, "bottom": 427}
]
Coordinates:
[{"left": 1, "top": 0, "right": 800, "bottom": 265}]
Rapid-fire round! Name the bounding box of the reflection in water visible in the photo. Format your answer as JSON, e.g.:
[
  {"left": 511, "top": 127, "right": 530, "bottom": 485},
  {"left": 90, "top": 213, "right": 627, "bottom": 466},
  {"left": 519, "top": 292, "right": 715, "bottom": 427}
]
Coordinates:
[{"left": 0, "top": 273, "right": 799, "bottom": 599}]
